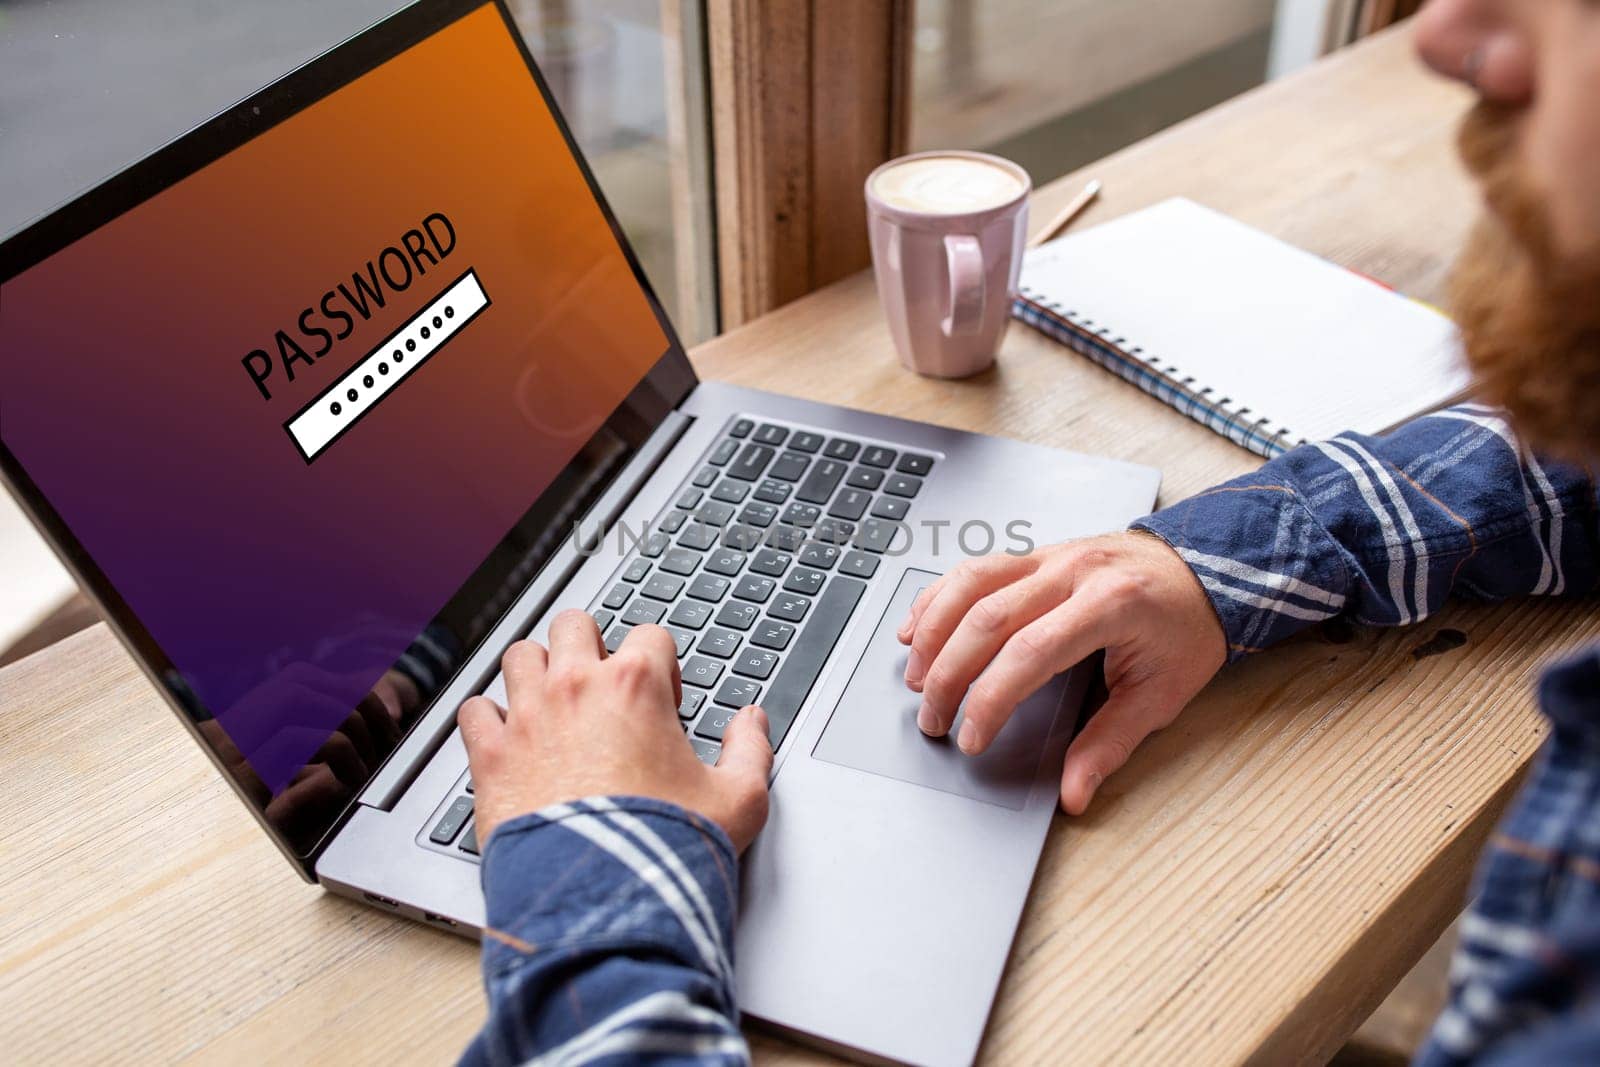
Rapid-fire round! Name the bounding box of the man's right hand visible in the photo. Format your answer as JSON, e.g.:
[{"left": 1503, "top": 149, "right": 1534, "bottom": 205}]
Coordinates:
[{"left": 899, "top": 532, "right": 1226, "bottom": 814}]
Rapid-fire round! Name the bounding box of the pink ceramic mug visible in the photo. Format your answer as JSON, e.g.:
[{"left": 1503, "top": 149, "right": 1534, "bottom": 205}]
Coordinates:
[{"left": 865, "top": 150, "right": 1032, "bottom": 379}]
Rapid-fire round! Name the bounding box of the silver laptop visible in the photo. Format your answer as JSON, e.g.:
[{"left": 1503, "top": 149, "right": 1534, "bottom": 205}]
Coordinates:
[{"left": 0, "top": 2, "right": 1158, "bottom": 1063}]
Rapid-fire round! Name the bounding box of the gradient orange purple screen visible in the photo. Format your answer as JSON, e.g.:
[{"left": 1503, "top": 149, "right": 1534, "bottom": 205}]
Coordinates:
[{"left": 0, "top": 5, "right": 669, "bottom": 793}]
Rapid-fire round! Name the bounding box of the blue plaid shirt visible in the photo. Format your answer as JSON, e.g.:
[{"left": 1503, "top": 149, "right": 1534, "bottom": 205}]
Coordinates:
[{"left": 462, "top": 403, "right": 1600, "bottom": 1065}]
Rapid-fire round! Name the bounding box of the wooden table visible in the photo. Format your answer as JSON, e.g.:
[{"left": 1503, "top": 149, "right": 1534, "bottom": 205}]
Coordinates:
[{"left": 4, "top": 25, "right": 1590, "bottom": 1066}]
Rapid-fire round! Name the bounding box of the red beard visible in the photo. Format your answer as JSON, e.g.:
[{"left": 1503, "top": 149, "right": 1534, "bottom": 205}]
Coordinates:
[{"left": 1451, "top": 102, "right": 1600, "bottom": 460}]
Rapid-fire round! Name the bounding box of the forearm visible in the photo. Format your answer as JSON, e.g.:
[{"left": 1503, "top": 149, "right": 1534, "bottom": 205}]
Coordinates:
[
  {"left": 461, "top": 797, "right": 748, "bottom": 1067},
  {"left": 1135, "top": 404, "right": 1599, "bottom": 661}
]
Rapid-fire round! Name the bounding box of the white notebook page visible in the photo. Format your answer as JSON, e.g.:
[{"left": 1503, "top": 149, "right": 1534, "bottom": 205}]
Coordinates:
[{"left": 1021, "top": 198, "right": 1470, "bottom": 444}]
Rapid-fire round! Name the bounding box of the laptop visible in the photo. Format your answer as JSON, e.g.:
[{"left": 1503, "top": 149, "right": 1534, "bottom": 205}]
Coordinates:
[{"left": 0, "top": 2, "right": 1159, "bottom": 1063}]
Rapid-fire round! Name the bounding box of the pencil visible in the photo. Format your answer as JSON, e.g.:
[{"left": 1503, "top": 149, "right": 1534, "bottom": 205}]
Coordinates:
[{"left": 1027, "top": 179, "right": 1102, "bottom": 248}]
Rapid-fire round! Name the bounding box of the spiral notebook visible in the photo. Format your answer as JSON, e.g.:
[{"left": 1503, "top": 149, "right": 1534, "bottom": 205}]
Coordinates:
[{"left": 1012, "top": 198, "right": 1471, "bottom": 458}]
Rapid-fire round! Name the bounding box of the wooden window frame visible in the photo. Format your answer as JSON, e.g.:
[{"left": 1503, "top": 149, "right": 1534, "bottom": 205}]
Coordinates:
[{"left": 706, "top": 1, "right": 913, "bottom": 329}]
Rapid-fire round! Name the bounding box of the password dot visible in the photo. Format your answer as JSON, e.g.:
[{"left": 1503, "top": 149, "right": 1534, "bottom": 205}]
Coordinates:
[
  {"left": 405, "top": 339, "right": 416, "bottom": 351},
  {"left": 432, "top": 316, "right": 442, "bottom": 328},
  {"left": 420, "top": 327, "right": 430, "bottom": 340},
  {"left": 330, "top": 401, "right": 342, "bottom": 416},
  {"left": 362, "top": 375, "right": 374, "bottom": 388},
  {"left": 444, "top": 306, "right": 454, "bottom": 319},
  {"left": 346, "top": 388, "right": 358, "bottom": 402}
]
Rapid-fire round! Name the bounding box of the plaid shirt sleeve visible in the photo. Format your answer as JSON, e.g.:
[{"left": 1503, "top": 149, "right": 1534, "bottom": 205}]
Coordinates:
[
  {"left": 1133, "top": 403, "right": 1600, "bottom": 660},
  {"left": 459, "top": 797, "right": 748, "bottom": 1067},
  {"left": 1137, "top": 402, "right": 1600, "bottom": 1065}
]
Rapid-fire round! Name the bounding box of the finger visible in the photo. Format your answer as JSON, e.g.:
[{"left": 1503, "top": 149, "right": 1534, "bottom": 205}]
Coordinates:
[
  {"left": 500, "top": 639, "right": 549, "bottom": 706},
  {"left": 333, "top": 705, "right": 379, "bottom": 765},
  {"left": 615, "top": 624, "right": 682, "bottom": 710},
  {"left": 955, "top": 594, "right": 1111, "bottom": 756},
  {"left": 713, "top": 706, "right": 774, "bottom": 851},
  {"left": 906, "top": 555, "right": 1037, "bottom": 691},
  {"left": 897, "top": 579, "right": 944, "bottom": 644},
  {"left": 917, "top": 572, "right": 1067, "bottom": 737},
  {"left": 547, "top": 608, "right": 605, "bottom": 667},
  {"left": 355, "top": 692, "right": 401, "bottom": 750},
  {"left": 1059, "top": 682, "right": 1175, "bottom": 815},
  {"left": 311, "top": 731, "right": 367, "bottom": 789},
  {"left": 458, "top": 695, "right": 508, "bottom": 772}
]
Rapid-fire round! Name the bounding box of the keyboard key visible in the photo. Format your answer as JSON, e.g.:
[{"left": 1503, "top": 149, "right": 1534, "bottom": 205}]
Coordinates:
[
  {"left": 783, "top": 567, "right": 827, "bottom": 595},
  {"left": 660, "top": 548, "right": 701, "bottom": 576},
  {"left": 679, "top": 687, "right": 708, "bottom": 720},
  {"left": 429, "top": 796, "right": 473, "bottom": 845},
  {"left": 733, "top": 574, "right": 776, "bottom": 603},
  {"left": 711, "top": 479, "right": 749, "bottom": 504},
  {"left": 705, "top": 549, "right": 747, "bottom": 577},
  {"left": 814, "top": 518, "right": 856, "bottom": 545},
  {"left": 757, "top": 577, "right": 866, "bottom": 747},
  {"left": 751, "top": 620, "right": 796, "bottom": 651},
  {"left": 721, "top": 525, "right": 765, "bottom": 552},
  {"left": 641, "top": 574, "right": 685, "bottom": 602},
  {"left": 670, "top": 597, "right": 715, "bottom": 629},
  {"left": 728, "top": 443, "right": 775, "bottom": 481},
  {"left": 765, "top": 526, "right": 807, "bottom": 552},
  {"left": 846, "top": 466, "right": 884, "bottom": 491},
  {"left": 696, "top": 500, "right": 736, "bottom": 527},
  {"left": 694, "top": 704, "right": 741, "bottom": 740},
  {"left": 769, "top": 593, "right": 810, "bottom": 622},
  {"left": 884, "top": 474, "right": 922, "bottom": 499},
  {"left": 798, "top": 543, "right": 840, "bottom": 569},
  {"left": 691, "top": 738, "right": 721, "bottom": 764},
  {"left": 622, "top": 599, "right": 667, "bottom": 626},
  {"left": 677, "top": 523, "right": 720, "bottom": 550},
  {"left": 750, "top": 550, "right": 792, "bottom": 577},
  {"left": 676, "top": 487, "right": 703, "bottom": 510},
  {"left": 782, "top": 502, "right": 821, "bottom": 527},
  {"left": 860, "top": 445, "right": 896, "bottom": 468},
  {"left": 739, "top": 501, "right": 778, "bottom": 527},
  {"left": 658, "top": 510, "right": 687, "bottom": 534},
  {"left": 753, "top": 423, "right": 789, "bottom": 446},
  {"left": 715, "top": 677, "right": 763, "bottom": 708},
  {"left": 465, "top": 776, "right": 474, "bottom": 794},
  {"left": 729, "top": 418, "right": 754, "bottom": 439},
  {"left": 709, "top": 438, "right": 739, "bottom": 465},
  {"left": 682, "top": 656, "right": 726, "bottom": 689},
  {"left": 602, "top": 583, "right": 632, "bottom": 610},
  {"left": 754, "top": 479, "right": 792, "bottom": 504},
  {"left": 828, "top": 488, "right": 871, "bottom": 521},
  {"left": 823, "top": 438, "right": 861, "bottom": 461},
  {"left": 687, "top": 573, "right": 731, "bottom": 602},
  {"left": 605, "top": 624, "right": 632, "bottom": 652},
  {"left": 797, "top": 459, "right": 848, "bottom": 504},
  {"left": 716, "top": 601, "right": 760, "bottom": 630},
  {"left": 590, "top": 608, "right": 615, "bottom": 632},
  {"left": 870, "top": 496, "right": 909, "bottom": 521},
  {"left": 839, "top": 550, "right": 880, "bottom": 579},
  {"left": 460, "top": 823, "right": 480, "bottom": 856},
  {"left": 697, "top": 627, "right": 742, "bottom": 659},
  {"left": 639, "top": 531, "right": 670, "bottom": 558},
  {"left": 789, "top": 431, "right": 825, "bottom": 453},
  {"left": 896, "top": 452, "right": 935, "bottom": 475},
  {"left": 855, "top": 517, "right": 903, "bottom": 554},
  {"left": 693, "top": 466, "right": 718, "bottom": 488},
  {"left": 665, "top": 627, "right": 695, "bottom": 656},
  {"left": 733, "top": 648, "right": 779, "bottom": 680},
  {"left": 622, "top": 558, "right": 652, "bottom": 583},
  {"left": 769, "top": 452, "right": 810, "bottom": 482}
]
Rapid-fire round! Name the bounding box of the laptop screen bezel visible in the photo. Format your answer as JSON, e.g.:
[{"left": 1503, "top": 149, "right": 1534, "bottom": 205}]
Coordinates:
[{"left": 0, "top": 0, "right": 699, "bottom": 880}]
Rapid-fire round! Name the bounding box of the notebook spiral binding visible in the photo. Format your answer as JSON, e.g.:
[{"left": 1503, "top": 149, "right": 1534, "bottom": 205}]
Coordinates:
[{"left": 1011, "top": 289, "right": 1308, "bottom": 460}]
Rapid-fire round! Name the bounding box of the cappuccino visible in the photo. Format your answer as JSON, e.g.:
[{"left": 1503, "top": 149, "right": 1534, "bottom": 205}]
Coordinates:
[{"left": 870, "top": 155, "right": 1026, "bottom": 215}]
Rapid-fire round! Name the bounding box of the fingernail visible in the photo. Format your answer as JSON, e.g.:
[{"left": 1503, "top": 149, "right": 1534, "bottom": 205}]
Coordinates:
[
  {"left": 957, "top": 719, "right": 979, "bottom": 755},
  {"left": 905, "top": 648, "right": 924, "bottom": 686},
  {"left": 1086, "top": 770, "right": 1104, "bottom": 801},
  {"left": 917, "top": 700, "right": 940, "bottom": 735}
]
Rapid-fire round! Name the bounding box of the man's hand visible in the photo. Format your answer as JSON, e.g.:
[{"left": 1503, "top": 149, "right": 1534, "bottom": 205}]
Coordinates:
[
  {"left": 899, "top": 532, "right": 1225, "bottom": 814},
  {"left": 458, "top": 610, "right": 774, "bottom": 850}
]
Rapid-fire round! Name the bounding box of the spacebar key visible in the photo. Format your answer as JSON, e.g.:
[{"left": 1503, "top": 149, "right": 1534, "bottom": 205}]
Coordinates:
[{"left": 758, "top": 577, "right": 866, "bottom": 749}]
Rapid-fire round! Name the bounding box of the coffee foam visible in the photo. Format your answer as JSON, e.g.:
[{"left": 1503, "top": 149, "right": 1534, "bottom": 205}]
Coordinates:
[{"left": 871, "top": 156, "right": 1025, "bottom": 215}]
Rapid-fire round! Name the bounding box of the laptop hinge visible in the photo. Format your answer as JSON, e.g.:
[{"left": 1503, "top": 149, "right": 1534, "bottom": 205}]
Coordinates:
[{"left": 356, "top": 408, "right": 696, "bottom": 811}]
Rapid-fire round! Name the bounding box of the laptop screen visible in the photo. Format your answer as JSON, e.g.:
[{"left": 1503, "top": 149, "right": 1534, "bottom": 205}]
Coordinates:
[{"left": 0, "top": 1, "right": 692, "bottom": 861}]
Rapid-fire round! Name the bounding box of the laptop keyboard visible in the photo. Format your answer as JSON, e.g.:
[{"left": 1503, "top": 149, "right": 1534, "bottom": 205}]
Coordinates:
[{"left": 423, "top": 415, "right": 937, "bottom": 858}]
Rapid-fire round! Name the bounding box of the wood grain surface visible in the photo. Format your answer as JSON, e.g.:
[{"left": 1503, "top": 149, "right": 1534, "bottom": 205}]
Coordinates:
[{"left": 3, "top": 25, "right": 1585, "bottom": 1067}]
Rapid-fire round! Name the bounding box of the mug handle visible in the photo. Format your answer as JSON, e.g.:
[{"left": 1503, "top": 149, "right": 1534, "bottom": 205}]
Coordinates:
[{"left": 941, "top": 234, "right": 986, "bottom": 338}]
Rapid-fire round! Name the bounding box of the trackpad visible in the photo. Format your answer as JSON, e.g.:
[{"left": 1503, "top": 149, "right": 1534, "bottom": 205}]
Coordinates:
[{"left": 811, "top": 569, "right": 1068, "bottom": 811}]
